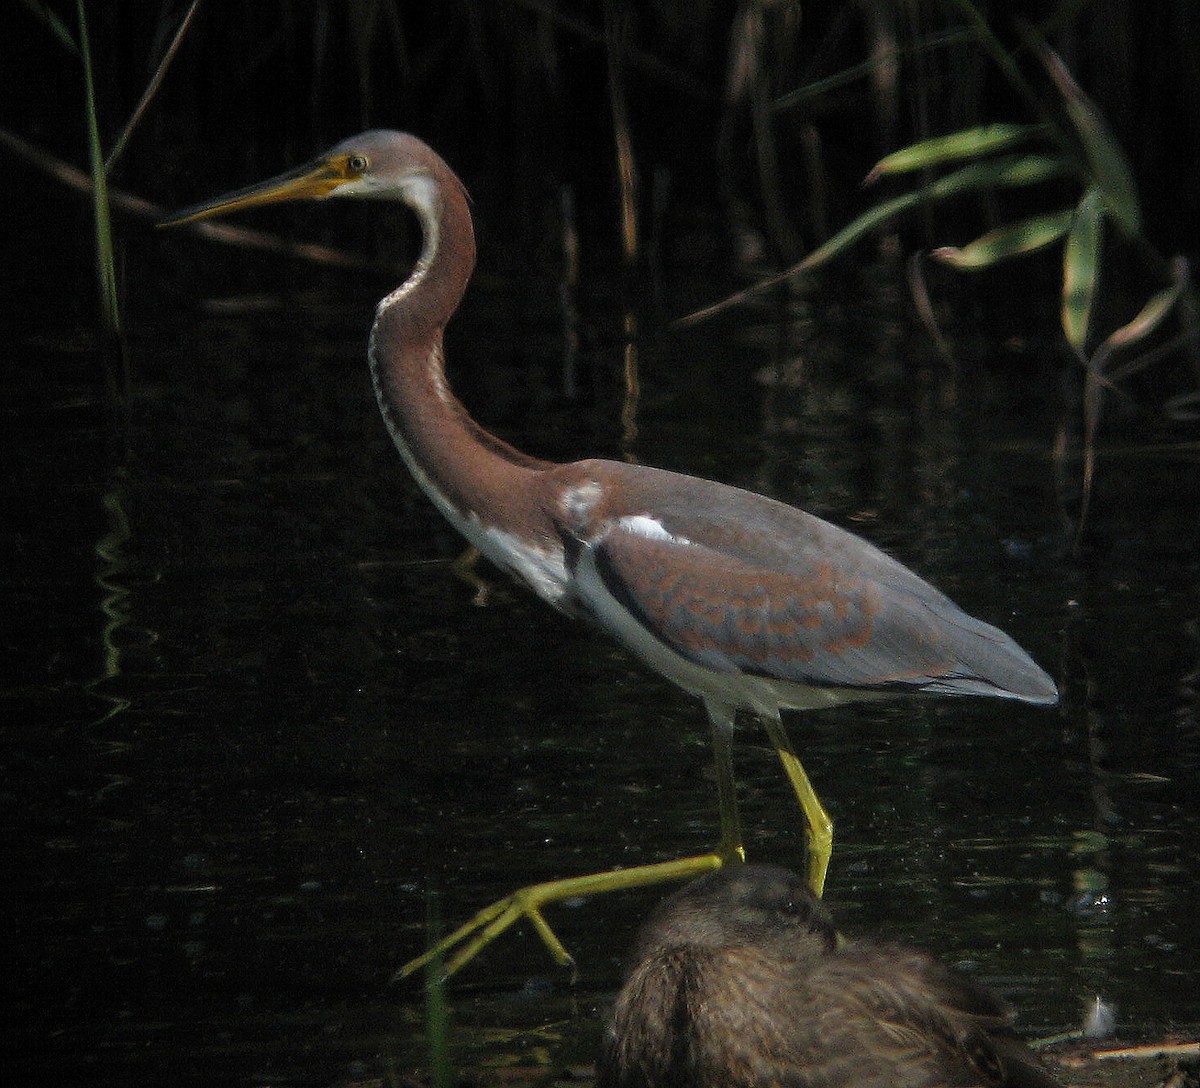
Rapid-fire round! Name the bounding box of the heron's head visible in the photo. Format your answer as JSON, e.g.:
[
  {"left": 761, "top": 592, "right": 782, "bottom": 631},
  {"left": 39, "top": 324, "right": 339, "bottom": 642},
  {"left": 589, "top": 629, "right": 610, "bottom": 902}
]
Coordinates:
[{"left": 160, "top": 130, "right": 454, "bottom": 227}]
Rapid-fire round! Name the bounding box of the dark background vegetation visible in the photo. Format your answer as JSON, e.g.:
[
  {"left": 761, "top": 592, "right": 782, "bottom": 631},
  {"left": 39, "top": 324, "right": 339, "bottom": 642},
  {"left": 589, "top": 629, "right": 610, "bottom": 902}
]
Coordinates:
[{"left": 6, "top": 0, "right": 1200, "bottom": 334}]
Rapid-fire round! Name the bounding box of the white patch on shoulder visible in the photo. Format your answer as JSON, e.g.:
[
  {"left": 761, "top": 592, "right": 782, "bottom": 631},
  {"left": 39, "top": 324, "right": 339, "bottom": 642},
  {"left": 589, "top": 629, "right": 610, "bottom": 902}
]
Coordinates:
[
  {"left": 618, "top": 514, "right": 694, "bottom": 547},
  {"left": 559, "top": 481, "right": 603, "bottom": 532}
]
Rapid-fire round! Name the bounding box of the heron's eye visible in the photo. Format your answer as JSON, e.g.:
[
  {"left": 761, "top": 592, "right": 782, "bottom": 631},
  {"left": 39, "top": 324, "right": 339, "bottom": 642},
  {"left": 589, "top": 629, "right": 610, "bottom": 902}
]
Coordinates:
[{"left": 347, "top": 154, "right": 369, "bottom": 174}]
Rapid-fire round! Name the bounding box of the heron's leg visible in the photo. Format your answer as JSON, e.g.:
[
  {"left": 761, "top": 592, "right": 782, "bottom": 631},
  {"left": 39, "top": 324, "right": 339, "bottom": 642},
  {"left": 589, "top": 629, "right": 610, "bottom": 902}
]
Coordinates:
[
  {"left": 451, "top": 545, "right": 493, "bottom": 606},
  {"left": 397, "top": 852, "right": 723, "bottom": 982},
  {"left": 705, "top": 700, "right": 746, "bottom": 865},
  {"left": 398, "top": 705, "right": 753, "bottom": 983},
  {"left": 760, "top": 713, "right": 833, "bottom": 896}
]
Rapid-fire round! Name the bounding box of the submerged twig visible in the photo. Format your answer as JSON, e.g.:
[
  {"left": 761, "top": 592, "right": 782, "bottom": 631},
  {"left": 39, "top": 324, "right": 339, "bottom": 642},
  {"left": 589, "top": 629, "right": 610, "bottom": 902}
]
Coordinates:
[
  {"left": 906, "top": 252, "right": 956, "bottom": 366},
  {"left": 1094, "top": 1042, "right": 1200, "bottom": 1061}
]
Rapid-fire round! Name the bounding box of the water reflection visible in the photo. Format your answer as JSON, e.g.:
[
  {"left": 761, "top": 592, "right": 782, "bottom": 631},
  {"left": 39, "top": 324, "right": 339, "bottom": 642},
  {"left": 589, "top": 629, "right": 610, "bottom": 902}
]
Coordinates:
[{"left": 2, "top": 244, "right": 1197, "bottom": 1084}]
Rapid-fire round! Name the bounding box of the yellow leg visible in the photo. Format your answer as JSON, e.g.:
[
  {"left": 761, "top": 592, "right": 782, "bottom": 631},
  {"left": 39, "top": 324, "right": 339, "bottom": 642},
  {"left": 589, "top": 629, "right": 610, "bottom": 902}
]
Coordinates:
[
  {"left": 451, "top": 545, "right": 492, "bottom": 606},
  {"left": 398, "top": 702, "right": 751, "bottom": 983},
  {"left": 760, "top": 713, "right": 833, "bottom": 897},
  {"left": 397, "top": 853, "right": 724, "bottom": 982},
  {"left": 706, "top": 700, "right": 747, "bottom": 865},
  {"left": 403, "top": 713, "right": 834, "bottom": 979}
]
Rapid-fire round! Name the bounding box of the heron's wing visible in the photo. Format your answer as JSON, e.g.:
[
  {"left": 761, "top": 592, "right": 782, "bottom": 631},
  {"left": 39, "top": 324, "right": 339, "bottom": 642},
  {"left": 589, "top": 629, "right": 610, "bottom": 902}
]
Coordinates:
[
  {"left": 550, "top": 459, "right": 1053, "bottom": 702},
  {"left": 574, "top": 517, "right": 1014, "bottom": 695}
]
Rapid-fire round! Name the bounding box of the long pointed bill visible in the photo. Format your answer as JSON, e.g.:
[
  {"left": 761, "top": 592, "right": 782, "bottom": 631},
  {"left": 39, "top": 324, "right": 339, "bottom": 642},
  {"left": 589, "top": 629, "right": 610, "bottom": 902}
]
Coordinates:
[{"left": 160, "top": 155, "right": 359, "bottom": 227}]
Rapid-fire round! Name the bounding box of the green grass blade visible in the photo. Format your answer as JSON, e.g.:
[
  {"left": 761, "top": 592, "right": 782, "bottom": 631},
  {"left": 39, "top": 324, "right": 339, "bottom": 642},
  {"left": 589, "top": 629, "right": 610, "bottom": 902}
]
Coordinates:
[
  {"left": 1062, "top": 186, "right": 1104, "bottom": 354},
  {"left": 775, "top": 28, "right": 973, "bottom": 112},
  {"left": 1105, "top": 284, "right": 1183, "bottom": 355},
  {"left": 676, "top": 154, "right": 1070, "bottom": 327},
  {"left": 20, "top": 0, "right": 79, "bottom": 54},
  {"left": 866, "top": 123, "right": 1048, "bottom": 182},
  {"left": 1092, "top": 281, "right": 1184, "bottom": 381},
  {"left": 77, "top": 0, "right": 121, "bottom": 339},
  {"left": 424, "top": 891, "right": 453, "bottom": 1088},
  {"left": 107, "top": 0, "right": 201, "bottom": 171},
  {"left": 920, "top": 152, "right": 1070, "bottom": 198},
  {"left": 799, "top": 190, "right": 929, "bottom": 269},
  {"left": 1041, "top": 46, "right": 1141, "bottom": 235},
  {"left": 932, "top": 208, "right": 1074, "bottom": 270},
  {"left": 815, "top": 155, "right": 1069, "bottom": 268},
  {"left": 944, "top": 0, "right": 1057, "bottom": 130}
]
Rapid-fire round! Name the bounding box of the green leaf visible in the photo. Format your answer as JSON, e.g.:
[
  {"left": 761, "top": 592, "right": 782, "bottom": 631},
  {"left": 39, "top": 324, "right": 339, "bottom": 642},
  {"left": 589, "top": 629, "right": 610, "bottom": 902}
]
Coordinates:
[
  {"left": 932, "top": 209, "right": 1075, "bottom": 270},
  {"left": 789, "top": 156, "right": 1069, "bottom": 279},
  {"left": 1102, "top": 285, "right": 1182, "bottom": 355},
  {"left": 676, "top": 155, "right": 1069, "bottom": 327},
  {"left": 866, "top": 124, "right": 1048, "bottom": 182},
  {"left": 1094, "top": 280, "right": 1185, "bottom": 381},
  {"left": 1062, "top": 187, "right": 1104, "bottom": 354},
  {"left": 923, "top": 153, "right": 1070, "bottom": 196},
  {"left": 1042, "top": 48, "right": 1141, "bottom": 235}
]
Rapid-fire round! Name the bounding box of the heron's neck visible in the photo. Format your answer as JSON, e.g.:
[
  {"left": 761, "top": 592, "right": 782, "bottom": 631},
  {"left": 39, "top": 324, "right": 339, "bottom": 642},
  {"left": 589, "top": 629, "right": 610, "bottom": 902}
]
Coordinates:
[{"left": 367, "top": 163, "right": 566, "bottom": 594}]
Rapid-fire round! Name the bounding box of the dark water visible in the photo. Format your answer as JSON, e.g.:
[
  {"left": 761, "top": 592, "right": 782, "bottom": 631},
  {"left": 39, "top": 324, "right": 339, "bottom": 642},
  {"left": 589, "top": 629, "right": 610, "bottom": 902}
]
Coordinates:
[{"left": 4, "top": 208, "right": 1198, "bottom": 1086}]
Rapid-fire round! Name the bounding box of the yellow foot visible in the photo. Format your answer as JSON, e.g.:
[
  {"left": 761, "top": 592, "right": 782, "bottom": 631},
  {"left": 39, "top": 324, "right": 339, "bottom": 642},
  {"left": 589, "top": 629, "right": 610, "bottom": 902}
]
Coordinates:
[
  {"left": 396, "top": 853, "right": 727, "bottom": 982},
  {"left": 451, "top": 545, "right": 493, "bottom": 606}
]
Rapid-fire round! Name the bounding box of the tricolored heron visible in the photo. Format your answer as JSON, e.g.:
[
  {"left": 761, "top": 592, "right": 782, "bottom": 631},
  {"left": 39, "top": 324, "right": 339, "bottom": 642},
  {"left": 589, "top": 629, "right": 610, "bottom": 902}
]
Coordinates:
[
  {"left": 164, "top": 131, "right": 1057, "bottom": 980},
  {"left": 599, "top": 864, "right": 1062, "bottom": 1088}
]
